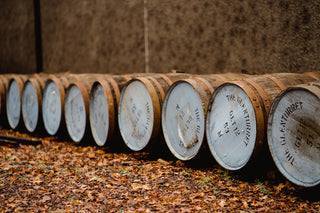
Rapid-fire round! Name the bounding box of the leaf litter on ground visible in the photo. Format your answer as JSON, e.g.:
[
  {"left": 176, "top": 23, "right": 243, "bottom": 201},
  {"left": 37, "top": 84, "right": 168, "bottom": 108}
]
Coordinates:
[{"left": 0, "top": 128, "right": 320, "bottom": 212}]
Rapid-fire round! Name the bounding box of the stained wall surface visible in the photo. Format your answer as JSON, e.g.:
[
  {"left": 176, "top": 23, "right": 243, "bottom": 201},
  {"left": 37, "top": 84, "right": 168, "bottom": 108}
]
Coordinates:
[
  {"left": 40, "top": 0, "right": 145, "bottom": 74},
  {"left": 0, "top": 0, "right": 37, "bottom": 74},
  {"left": 147, "top": 0, "right": 320, "bottom": 74},
  {"left": 1, "top": 1, "right": 320, "bottom": 75}
]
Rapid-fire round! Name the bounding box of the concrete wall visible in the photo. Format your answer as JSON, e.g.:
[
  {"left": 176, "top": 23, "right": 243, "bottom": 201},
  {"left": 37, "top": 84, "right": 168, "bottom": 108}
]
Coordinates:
[
  {"left": 147, "top": 0, "right": 320, "bottom": 74},
  {"left": 40, "top": 0, "right": 145, "bottom": 74},
  {"left": 0, "top": 0, "right": 37, "bottom": 74},
  {"left": 1, "top": 1, "right": 320, "bottom": 75}
]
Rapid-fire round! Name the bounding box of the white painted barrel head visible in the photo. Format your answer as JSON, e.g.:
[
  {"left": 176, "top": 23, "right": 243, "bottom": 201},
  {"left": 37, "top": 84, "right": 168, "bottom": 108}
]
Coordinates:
[
  {"left": 42, "top": 80, "right": 62, "bottom": 135},
  {"left": 22, "top": 81, "right": 39, "bottom": 132},
  {"left": 90, "top": 82, "right": 110, "bottom": 146},
  {"left": 162, "top": 81, "right": 205, "bottom": 161},
  {"left": 118, "top": 79, "right": 154, "bottom": 151},
  {"left": 6, "top": 79, "right": 22, "bottom": 129},
  {"left": 206, "top": 83, "right": 257, "bottom": 170},
  {"left": 268, "top": 87, "right": 320, "bottom": 187},
  {"left": 65, "top": 84, "right": 87, "bottom": 143}
]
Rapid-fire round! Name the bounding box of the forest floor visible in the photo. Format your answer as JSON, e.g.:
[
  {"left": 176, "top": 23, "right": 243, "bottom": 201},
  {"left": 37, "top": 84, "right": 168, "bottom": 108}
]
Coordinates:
[{"left": 0, "top": 128, "right": 319, "bottom": 212}]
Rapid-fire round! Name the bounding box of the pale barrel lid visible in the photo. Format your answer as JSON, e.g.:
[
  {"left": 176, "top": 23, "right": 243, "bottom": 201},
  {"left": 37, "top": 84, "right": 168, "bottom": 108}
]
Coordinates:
[
  {"left": 162, "top": 81, "right": 205, "bottom": 161},
  {"left": 89, "top": 82, "right": 109, "bottom": 146},
  {"left": 268, "top": 87, "right": 320, "bottom": 187},
  {"left": 118, "top": 80, "right": 154, "bottom": 151},
  {"left": 65, "top": 84, "right": 87, "bottom": 142},
  {"left": 22, "top": 81, "right": 39, "bottom": 132},
  {"left": 42, "top": 80, "right": 62, "bottom": 135},
  {"left": 206, "top": 84, "right": 257, "bottom": 170},
  {"left": 7, "top": 79, "right": 21, "bottom": 129}
]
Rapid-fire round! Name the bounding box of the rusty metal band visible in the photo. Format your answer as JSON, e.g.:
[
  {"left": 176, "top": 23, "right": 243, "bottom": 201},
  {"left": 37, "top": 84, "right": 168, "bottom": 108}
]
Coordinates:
[
  {"left": 147, "top": 76, "right": 166, "bottom": 102},
  {"left": 232, "top": 81, "right": 265, "bottom": 160},
  {"left": 95, "top": 78, "right": 115, "bottom": 137},
  {"left": 121, "top": 74, "right": 132, "bottom": 82},
  {"left": 59, "top": 77, "right": 71, "bottom": 89},
  {"left": 11, "top": 77, "right": 25, "bottom": 94},
  {"left": 192, "top": 77, "right": 215, "bottom": 95},
  {"left": 28, "top": 78, "right": 42, "bottom": 103},
  {"left": 156, "top": 73, "right": 174, "bottom": 85},
  {"left": 184, "top": 78, "right": 212, "bottom": 111},
  {"left": 244, "top": 78, "right": 272, "bottom": 114},
  {"left": 309, "top": 81, "right": 320, "bottom": 89},
  {"left": 297, "top": 84, "right": 320, "bottom": 97},
  {"left": 264, "top": 75, "right": 287, "bottom": 91},
  {"left": 73, "top": 82, "right": 89, "bottom": 117},
  {"left": 105, "top": 77, "right": 121, "bottom": 105},
  {"left": 210, "top": 74, "right": 230, "bottom": 84},
  {"left": 304, "top": 72, "right": 320, "bottom": 81},
  {"left": 34, "top": 74, "right": 47, "bottom": 89},
  {"left": 0, "top": 75, "right": 9, "bottom": 89},
  {"left": 138, "top": 77, "right": 161, "bottom": 137},
  {"left": 83, "top": 80, "right": 92, "bottom": 92}
]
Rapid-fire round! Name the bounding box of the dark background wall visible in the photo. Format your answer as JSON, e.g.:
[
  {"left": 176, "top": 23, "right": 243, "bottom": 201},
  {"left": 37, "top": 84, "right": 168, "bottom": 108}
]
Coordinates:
[
  {"left": 40, "top": 0, "right": 145, "bottom": 74},
  {"left": 0, "top": 0, "right": 37, "bottom": 74},
  {"left": 1, "top": 0, "right": 320, "bottom": 75}
]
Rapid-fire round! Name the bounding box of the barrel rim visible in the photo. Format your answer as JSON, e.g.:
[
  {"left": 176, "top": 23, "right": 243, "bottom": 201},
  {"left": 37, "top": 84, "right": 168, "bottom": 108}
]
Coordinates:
[
  {"left": 42, "top": 77, "right": 65, "bottom": 135},
  {"left": 206, "top": 81, "right": 262, "bottom": 170},
  {"left": 6, "top": 77, "right": 25, "bottom": 129},
  {"left": 22, "top": 79, "right": 42, "bottom": 132},
  {"left": 161, "top": 79, "right": 206, "bottom": 161},
  {"left": 89, "top": 80, "right": 114, "bottom": 146},
  {"left": 64, "top": 82, "right": 89, "bottom": 143},
  {"left": 267, "top": 85, "right": 320, "bottom": 187},
  {"left": 118, "top": 77, "right": 159, "bottom": 151}
]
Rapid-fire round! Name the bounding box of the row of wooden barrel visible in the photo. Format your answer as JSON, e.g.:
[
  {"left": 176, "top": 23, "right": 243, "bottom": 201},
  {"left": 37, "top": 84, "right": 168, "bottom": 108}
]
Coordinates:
[{"left": 0, "top": 72, "right": 320, "bottom": 188}]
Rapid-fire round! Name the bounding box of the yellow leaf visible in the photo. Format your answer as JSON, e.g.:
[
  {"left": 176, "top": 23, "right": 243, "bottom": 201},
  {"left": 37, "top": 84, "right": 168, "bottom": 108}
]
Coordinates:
[
  {"left": 229, "top": 197, "right": 239, "bottom": 202},
  {"left": 274, "top": 183, "right": 285, "bottom": 193},
  {"left": 242, "top": 201, "right": 248, "bottom": 208}
]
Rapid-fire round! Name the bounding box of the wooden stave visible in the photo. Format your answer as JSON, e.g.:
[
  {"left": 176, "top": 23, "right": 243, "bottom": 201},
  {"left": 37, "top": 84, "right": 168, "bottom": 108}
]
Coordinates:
[{"left": 0, "top": 74, "right": 13, "bottom": 126}]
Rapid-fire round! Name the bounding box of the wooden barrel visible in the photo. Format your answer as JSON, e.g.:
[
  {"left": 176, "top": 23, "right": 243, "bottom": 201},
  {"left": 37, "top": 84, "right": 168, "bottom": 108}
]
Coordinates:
[
  {"left": 6, "top": 75, "right": 29, "bottom": 129},
  {"left": 21, "top": 74, "right": 49, "bottom": 133},
  {"left": 65, "top": 73, "right": 136, "bottom": 143},
  {"left": 66, "top": 73, "right": 152, "bottom": 144},
  {"left": 0, "top": 74, "right": 13, "bottom": 126},
  {"left": 42, "top": 74, "right": 83, "bottom": 136},
  {"left": 118, "top": 73, "right": 191, "bottom": 152},
  {"left": 162, "top": 73, "right": 250, "bottom": 161},
  {"left": 89, "top": 75, "right": 132, "bottom": 147},
  {"left": 268, "top": 81, "right": 320, "bottom": 187},
  {"left": 206, "top": 72, "right": 320, "bottom": 171}
]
